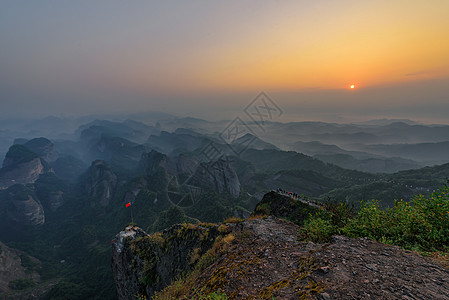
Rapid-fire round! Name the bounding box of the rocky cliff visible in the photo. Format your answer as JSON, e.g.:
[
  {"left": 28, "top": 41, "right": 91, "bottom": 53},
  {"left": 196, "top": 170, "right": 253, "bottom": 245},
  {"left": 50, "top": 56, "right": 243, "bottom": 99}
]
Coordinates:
[
  {"left": 192, "top": 159, "right": 241, "bottom": 198},
  {"left": 139, "top": 150, "right": 240, "bottom": 198},
  {"left": 139, "top": 150, "right": 197, "bottom": 177},
  {"left": 112, "top": 193, "right": 449, "bottom": 299},
  {"left": 0, "top": 157, "right": 44, "bottom": 190},
  {"left": 111, "top": 223, "right": 222, "bottom": 299},
  {"left": 5, "top": 184, "right": 45, "bottom": 226},
  {"left": 84, "top": 160, "right": 117, "bottom": 207}
]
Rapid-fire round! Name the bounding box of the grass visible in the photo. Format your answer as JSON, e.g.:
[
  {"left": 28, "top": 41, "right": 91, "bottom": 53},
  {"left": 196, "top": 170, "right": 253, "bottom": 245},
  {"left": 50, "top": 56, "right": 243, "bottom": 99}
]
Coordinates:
[
  {"left": 298, "top": 184, "right": 449, "bottom": 253},
  {"left": 223, "top": 217, "right": 244, "bottom": 224}
]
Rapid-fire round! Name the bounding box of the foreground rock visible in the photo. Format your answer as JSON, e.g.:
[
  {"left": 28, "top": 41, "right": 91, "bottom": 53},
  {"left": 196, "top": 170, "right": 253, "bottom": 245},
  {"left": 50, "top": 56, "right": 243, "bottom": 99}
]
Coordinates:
[
  {"left": 112, "top": 217, "right": 449, "bottom": 299},
  {"left": 111, "top": 223, "right": 221, "bottom": 299}
]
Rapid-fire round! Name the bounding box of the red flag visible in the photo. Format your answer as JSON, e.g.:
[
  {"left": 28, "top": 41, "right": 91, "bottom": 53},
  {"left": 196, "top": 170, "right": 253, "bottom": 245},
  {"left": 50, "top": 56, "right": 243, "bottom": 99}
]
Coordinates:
[{"left": 126, "top": 202, "right": 131, "bottom": 207}]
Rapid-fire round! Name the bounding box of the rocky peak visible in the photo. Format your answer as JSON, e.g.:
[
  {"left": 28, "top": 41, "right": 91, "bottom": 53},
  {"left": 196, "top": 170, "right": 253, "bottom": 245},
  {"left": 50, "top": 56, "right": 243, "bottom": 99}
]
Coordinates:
[
  {"left": 2, "top": 145, "right": 38, "bottom": 168},
  {"left": 24, "top": 137, "right": 58, "bottom": 163},
  {"left": 85, "top": 160, "right": 117, "bottom": 207}
]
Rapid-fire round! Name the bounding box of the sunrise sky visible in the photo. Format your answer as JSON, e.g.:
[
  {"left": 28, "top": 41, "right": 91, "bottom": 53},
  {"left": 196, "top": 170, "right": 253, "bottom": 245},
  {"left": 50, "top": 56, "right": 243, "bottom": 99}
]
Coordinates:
[{"left": 1, "top": 1, "right": 449, "bottom": 123}]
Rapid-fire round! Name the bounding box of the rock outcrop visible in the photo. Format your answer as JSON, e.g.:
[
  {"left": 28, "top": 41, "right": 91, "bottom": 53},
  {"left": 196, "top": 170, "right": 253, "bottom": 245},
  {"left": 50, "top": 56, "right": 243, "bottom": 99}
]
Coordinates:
[
  {"left": 139, "top": 150, "right": 197, "bottom": 177},
  {"left": 85, "top": 160, "right": 117, "bottom": 207},
  {"left": 253, "top": 191, "right": 319, "bottom": 224},
  {"left": 5, "top": 185, "right": 45, "bottom": 226},
  {"left": 0, "top": 145, "right": 45, "bottom": 190},
  {"left": 139, "top": 150, "right": 240, "bottom": 197},
  {"left": 0, "top": 158, "right": 44, "bottom": 190},
  {"left": 192, "top": 159, "right": 241, "bottom": 198},
  {"left": 111, "top": 223, "right": 221, "bottom": 299},
  {"left": 112, "top": 216, "right": 449, "bottom": 300}
]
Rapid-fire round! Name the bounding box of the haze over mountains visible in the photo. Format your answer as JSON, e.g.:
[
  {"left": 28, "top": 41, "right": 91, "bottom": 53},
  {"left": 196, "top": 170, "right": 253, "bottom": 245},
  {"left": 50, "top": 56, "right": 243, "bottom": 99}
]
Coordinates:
[
  {"left": 1, "top": 112, "right": 449, "bottom": 298},
  {"left": 2, "top": 113, "right": 449, "bottom": 174}
]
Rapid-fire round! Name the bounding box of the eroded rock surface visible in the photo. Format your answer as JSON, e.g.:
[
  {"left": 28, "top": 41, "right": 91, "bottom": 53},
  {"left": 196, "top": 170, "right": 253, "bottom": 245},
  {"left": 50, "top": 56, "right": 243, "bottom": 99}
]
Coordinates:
[
  {"left": 111, "top": 224, "right": 221, "bottom": 299},
  {"left": 0, "top": 157, "right": 44, "bottom": 190},
  {"left": 112, "top": 217, "right": 449, "bottom": 299},
  {"left": 193, "top": 159, "right": 241, "bottom": 198}
]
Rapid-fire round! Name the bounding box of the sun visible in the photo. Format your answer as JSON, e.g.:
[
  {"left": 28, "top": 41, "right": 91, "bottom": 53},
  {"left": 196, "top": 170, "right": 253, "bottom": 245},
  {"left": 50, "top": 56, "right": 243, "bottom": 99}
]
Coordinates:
[{"left": 350, "top": 84, "right": 355, "bottom": 89}]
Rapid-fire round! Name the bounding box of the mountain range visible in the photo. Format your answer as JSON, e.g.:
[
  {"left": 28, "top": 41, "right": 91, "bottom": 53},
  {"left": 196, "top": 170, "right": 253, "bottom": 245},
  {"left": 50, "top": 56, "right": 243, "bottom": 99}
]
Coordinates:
[{"left": 0, "top": 114, "right": 448, "bottom": 298}]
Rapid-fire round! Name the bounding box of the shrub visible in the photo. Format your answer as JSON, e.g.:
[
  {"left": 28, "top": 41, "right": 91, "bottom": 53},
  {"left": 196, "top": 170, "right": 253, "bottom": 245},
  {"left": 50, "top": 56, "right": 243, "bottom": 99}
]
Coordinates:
[
  {"left": 298, "top": 217, "right": 336, "bottom": 243},
  {"left": 342, "top": 200, "right": 388, "bottom": 240},
  {"left": 299, "top": 185, "right": 449, "bottom": 252}
]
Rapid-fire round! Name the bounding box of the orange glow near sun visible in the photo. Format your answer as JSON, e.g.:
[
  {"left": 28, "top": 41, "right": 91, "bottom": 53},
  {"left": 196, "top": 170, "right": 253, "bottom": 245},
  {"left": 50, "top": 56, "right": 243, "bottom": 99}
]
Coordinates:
[{"left": 350, "top": 84, "right": 355, "bottom": 89}]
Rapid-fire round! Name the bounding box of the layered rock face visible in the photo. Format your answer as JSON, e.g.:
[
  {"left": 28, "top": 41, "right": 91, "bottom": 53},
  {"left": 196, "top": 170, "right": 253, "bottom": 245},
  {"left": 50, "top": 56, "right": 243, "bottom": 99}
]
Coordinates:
[
  {"left": 6, "top": 185, "right": 45, "bottom": 226},
  {"left": 0, "top": 157, "right": 44, "bottom": 190},
  {"left": 193, "top": 159, "right": 241, "bottom": 198},
  {"left": 111, "top": 224, "right": 220, "bottom": 299},
  {"left": 0, "top": 144, "right": 46, "bottom": 190},
  {"left": 85, "top": 160, "right": 117, "bottom": 207},
  {"left": 139, "top": 150, "right": 240, "bottom": 198}
]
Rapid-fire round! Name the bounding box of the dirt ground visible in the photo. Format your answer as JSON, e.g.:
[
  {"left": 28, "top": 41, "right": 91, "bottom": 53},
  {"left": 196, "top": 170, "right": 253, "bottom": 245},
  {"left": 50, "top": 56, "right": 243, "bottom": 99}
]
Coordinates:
[{"left": 192, "top": 217, "right": 449, "bottom": 299}]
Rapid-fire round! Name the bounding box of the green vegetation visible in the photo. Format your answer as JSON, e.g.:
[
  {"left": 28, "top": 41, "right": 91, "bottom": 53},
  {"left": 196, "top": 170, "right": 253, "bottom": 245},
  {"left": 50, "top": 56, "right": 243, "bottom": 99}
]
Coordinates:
[
  {"left": 20, "top": 254, "right": 40, "bottom": 273},
  {"left": 8, "top": 278, "right": 35, "bottom": 290},
  {"left": 299, "top": 185, "right": 449, "bottom": 252}
]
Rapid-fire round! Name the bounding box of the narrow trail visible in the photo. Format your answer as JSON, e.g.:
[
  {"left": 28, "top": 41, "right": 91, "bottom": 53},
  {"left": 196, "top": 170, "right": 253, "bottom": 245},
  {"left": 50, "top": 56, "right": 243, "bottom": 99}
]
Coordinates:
[{"left": 275, "top": 190, "right": 322, "bottom": 208}]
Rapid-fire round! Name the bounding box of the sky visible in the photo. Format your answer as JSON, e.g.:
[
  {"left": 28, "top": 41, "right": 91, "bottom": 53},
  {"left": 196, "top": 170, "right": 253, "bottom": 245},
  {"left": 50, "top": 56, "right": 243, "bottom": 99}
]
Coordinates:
[{"left": 1, "top": 1, "right": 449, "bottom": 123}]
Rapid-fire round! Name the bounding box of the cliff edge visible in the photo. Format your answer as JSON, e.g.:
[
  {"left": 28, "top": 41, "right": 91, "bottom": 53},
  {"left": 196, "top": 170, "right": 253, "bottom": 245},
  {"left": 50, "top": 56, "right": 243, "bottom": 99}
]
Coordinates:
[{"left": 112, "top": 193, "right": 449, "bottom": 299}]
